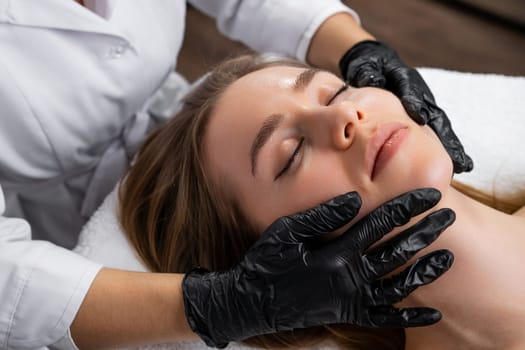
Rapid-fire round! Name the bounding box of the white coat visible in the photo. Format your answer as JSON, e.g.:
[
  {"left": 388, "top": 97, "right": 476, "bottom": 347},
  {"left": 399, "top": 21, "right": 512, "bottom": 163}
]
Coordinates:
[{"left": 0, "top": 0, "right": 358, "bottom": 348}]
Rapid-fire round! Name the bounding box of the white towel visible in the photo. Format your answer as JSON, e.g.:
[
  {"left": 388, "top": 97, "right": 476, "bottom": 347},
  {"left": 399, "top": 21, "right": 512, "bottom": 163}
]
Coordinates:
[
  {"left": 74, "top": 68, "right": 525, "bottom": 350},
  {"left": 417, "top": 68, "right": 525, "bottom": 203}
]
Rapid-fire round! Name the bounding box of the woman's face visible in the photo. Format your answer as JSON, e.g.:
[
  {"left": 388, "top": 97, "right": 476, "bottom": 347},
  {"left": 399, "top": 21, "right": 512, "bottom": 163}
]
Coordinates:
[{"left": 205, "top": 66, "right": 453, "bottom": 232}]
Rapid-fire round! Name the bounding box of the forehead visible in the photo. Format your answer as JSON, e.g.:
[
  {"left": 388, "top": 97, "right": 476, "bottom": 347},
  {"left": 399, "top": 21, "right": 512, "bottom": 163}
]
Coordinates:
[
  {"left": 226, "top": 65, "right": 307, "bottom": 98},
  {"left": 207, "top": 65, "right": 308, "bottom": 141},
  {"left": 208, "top": 65, "right": 319, "bottom": 135},
  {"left": 203, "top": 66, "right": 306, "bottom": 190}
]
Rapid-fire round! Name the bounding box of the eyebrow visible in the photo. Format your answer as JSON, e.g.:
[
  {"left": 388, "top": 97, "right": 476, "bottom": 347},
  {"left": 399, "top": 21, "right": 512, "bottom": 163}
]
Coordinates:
[
  {"left": 293, "top": 68, "right": 321, "bottom": 92},
  {"left": 250, "top": 113, "right": 284, "bottom": 176},
  {"left": 249, "top": 68, "right": 322, "bottom": 176}
]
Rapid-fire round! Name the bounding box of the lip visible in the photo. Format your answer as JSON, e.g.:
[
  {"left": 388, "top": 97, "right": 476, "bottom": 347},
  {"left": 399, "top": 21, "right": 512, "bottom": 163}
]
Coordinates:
[{"left": 366, "top": 122, "right": 409, "bottom": 180}]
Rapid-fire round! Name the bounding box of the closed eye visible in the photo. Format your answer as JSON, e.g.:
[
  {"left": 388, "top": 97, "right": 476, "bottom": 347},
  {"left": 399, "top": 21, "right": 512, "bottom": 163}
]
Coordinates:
[
  {"left": 326, "top": 83, "right": 348, "bottom": 105},
  {"left": 274, "top": 137, "right": 305, "bottom": 180}
]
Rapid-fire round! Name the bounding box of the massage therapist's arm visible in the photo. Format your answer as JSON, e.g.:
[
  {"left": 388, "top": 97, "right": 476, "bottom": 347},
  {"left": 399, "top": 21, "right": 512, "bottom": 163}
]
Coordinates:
[
  {"left": 71, "top": 268, "right": 197, "bottom": 349},
  {"left": 307, "top": 12, "right": 374, "bottom": 75}
]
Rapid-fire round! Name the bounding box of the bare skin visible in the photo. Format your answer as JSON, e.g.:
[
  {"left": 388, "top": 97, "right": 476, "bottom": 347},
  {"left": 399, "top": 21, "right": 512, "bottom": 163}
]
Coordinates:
[{"left": 71, "top": 270, "right": 197, "bottom": 350}]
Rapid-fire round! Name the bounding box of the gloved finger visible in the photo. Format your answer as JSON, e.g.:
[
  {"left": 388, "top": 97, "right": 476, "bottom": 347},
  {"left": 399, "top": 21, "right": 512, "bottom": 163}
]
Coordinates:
[
  {"left": 350, "top": 61, "right": 386, "bottom": 88},
  {"left": 386, "top": 68, "right": 433, "bottom": 125},
  {"left": 368, "top": 249, "right": 454, "bottom": 306},
  {"left": 364, "top": 208, "right": 455, "bottom": 278},
  {"left": 368, "top": 306, "right": 442, "bottom": 328},
  {"left": 339, "top": 188, "right": 441, "bottom": 253},
  {"left": 401, "top": 94, "right": 427, "bottom": 125},
  {"left": 281, "top": 191, "right": 362, "bottom": 241},
  {"left": 422, "top": 98, "right": 474, "bottom": 173}
]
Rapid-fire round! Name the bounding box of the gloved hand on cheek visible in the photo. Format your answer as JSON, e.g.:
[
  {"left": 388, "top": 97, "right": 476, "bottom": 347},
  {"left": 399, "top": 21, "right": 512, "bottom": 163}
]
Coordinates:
[
  {"left": 339, "top": 40, "right": 473, "bottom": 173},
  {"left": 182, "top": 188, "right": 455, "bottom": 348}
]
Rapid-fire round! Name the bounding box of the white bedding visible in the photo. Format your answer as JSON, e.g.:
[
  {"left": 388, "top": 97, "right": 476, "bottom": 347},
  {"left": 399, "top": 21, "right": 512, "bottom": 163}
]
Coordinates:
[{"left": 74, "top": 68, "right": 525, "bottom": 349}]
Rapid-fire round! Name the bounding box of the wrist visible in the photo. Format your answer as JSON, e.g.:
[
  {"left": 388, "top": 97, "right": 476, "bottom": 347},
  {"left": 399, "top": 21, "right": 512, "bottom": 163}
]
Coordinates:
[{"left": 182, "top": 268, "right": 230, "bottom": 348}]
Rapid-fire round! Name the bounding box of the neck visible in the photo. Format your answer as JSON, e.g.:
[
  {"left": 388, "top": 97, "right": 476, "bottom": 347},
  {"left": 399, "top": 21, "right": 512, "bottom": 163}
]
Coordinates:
[{"left": 400, "top": 187, "right": 525, "bottom": 350}]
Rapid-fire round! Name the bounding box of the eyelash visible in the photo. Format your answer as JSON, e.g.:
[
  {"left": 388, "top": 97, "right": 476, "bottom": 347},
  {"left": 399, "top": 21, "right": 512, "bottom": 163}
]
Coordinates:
[
  {"left": 326, "top": 83, "right": 348, "bottom": 105},
  {"left": 274, "top": 137, "right": 305, "bottom": 180},
  {"left": 274, "top": 83, "right": 347, "bottom": 180}
]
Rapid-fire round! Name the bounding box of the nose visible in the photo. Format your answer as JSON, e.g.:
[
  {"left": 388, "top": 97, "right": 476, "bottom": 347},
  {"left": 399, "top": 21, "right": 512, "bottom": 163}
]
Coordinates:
[{"left": 325, "top": 100, "right": 364, "bottom": 150}]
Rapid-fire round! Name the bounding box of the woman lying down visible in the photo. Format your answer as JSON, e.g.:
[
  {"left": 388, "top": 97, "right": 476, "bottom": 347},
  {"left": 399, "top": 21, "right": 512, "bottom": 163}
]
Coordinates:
[{"left": 119, "top": 54, "right": 525, "bottom": 350}]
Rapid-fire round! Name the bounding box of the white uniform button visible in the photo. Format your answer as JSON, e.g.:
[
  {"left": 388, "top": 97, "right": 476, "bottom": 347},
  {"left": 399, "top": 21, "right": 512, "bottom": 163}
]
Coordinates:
[{"left": 109, "top": 42, "right": 127, "bottom": 58}]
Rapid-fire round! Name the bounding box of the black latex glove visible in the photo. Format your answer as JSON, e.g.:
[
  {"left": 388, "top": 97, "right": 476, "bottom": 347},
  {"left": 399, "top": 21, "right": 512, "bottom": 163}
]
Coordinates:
[
  {"left": 182, "top": 188, "right": 455, "bottom": 348},
  {"left": 339, "top": 40, "right": 473, "bottom": 173}
]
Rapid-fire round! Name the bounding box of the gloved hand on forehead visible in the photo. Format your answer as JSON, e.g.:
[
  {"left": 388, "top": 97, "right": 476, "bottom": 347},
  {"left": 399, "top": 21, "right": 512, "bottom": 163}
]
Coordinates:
[
  {"left": 339, "top": 40, "right": 473, "bottom": 173},
  {"left": 182, "top": 188, "right": 455, "bottom": 348}
]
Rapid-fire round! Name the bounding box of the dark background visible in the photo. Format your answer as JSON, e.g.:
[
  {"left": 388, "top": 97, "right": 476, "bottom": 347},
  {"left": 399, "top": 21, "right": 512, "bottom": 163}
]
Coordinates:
[{"left": 177, "top": 0, "right": 525, "bottom": 82}]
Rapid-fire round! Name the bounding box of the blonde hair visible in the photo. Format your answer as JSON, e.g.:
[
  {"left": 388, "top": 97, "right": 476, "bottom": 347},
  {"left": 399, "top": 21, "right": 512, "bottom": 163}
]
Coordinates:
[{"left": 451, "top": 181, "right": 524, "bottom": 214}]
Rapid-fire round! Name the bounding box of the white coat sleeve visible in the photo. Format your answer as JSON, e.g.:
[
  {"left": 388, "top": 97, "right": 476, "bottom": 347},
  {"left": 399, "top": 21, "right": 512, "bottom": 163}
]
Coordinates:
[
  {"left": 187, "top": 0, "right": 360, "bottom": 62},
  {"left": 0, "top": 185, "right": 102, "bottom": 350}
]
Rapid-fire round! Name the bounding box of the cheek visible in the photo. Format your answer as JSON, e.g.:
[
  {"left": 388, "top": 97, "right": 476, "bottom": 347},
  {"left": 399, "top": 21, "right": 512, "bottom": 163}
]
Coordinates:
[
  {"left": 253, "top": 153, "right": 360, "bottom": 232},
  {"left": 412, "top": 127, "right": 454, "bottom": 188},
  {"left": 353, "top": 88, "right": 404, "bottom": 116}
]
